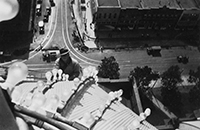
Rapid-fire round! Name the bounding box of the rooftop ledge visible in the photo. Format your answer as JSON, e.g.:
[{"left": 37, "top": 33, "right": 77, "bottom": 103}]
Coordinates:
[{"left": 98, "top": 78, "right": 129, "bottom": 83}]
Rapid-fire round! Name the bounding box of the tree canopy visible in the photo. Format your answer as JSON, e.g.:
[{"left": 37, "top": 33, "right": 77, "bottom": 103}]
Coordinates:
[
  {"left": 128, "top": 66, "right": 159, "bottom": 89},
  {"left": 161, "top": 65, "right": 183, "bottom": 88},
  {"left": 188, "top": 66, "right": 200, "bottom": 109},
  {"left": 98, "top": 56, "right": 120, "bottom": 79},
  {"left": 188, "top": 66, "right": 200, "bottom": 85},
  {"left": 161, "top": 65, "right": 183, "bottom": 115}
]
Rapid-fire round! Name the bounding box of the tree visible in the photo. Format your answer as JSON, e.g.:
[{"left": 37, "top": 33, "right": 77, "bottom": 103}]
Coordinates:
[
  {"left": 161, "top": 65, "right": 183, "bottom": 115},
  {"left": 128, "top": 66, "right": 159, "bottom": 90},
  {"left": 188, "top": 66, "right": 200, "bottom": 109},
  {"left": 128, "top": 66, "right": 159, "bottom": 111},
  {"left": 98, "top": 56, "right": 120, "bottom": 79},
  {"left": 161, "top": 65, "right": 183, "bottom": 87}
]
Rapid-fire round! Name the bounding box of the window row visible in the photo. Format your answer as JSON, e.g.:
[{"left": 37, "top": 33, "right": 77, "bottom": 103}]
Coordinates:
[{"left": 97, "top": 13, "right": 117, "bottom": 19}]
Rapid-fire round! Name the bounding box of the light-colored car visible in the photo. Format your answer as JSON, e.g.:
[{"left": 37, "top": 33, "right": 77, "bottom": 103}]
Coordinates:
[
  {"left": 38, "top": 21, "right": 45, "bottom": 34},
  {"left": 36, "top": 4, "right": 42, "bottom": 16}
]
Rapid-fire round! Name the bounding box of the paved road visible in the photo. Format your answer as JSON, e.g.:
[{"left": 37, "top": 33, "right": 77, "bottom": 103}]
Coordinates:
[
  {"left": 80, "top": 47, "right": 200, "bottom": 78},
  {"left": 24, "top": 0, "right": 200, "bottom": 79}
]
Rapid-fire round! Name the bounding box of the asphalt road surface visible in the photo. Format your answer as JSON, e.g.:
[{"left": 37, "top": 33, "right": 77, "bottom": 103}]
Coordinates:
[{"left": 25, "top": 0, "right": 200, "bottom": 79}]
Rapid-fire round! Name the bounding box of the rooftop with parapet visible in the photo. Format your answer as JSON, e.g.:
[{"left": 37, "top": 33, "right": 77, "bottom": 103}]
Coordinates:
[
  {"left": 119, "top": 0, "right": 141, "bottom": 8},
  {"left": 97, "top": 0, "right": 120, "bottom": 7},
  {"left": 96, "top": 0, "right": 200, "bottom": 9},
  {"left": 141, "top": 0, "right": 181, "bottom": 9}
]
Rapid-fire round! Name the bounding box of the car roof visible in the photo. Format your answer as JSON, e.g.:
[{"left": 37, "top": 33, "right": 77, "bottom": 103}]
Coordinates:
[{"left": 36, "top": 4, "right": 41, "bottom": 8}]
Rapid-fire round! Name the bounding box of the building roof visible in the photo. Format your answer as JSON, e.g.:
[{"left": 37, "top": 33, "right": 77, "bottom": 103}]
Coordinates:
[
  {"left": 166, "top": 0, "right": 181, "bottom": 9},
  {"left": 62, "top": 83, "right": 158, "bottom": 130},
  {"left": 178, "top": 0, "right": 199, "bottom": 9},
  {"left": 96, "top": 0, "right": 200, "bottom": 9},
  {"left": 17, "top": 78, "right": 158, "bottom": 130},
  {"left": 142, "top": 0, "right": 180, "bottom": 9},
  {"left": 97, "top": 0, "right": 120, "bottom": 7},
  {"left": 119, "top": 0, "right": 141, "bottom": 8}
]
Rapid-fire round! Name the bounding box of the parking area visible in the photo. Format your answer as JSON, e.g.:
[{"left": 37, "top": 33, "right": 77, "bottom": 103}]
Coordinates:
[{"left": 34, "top": 0, "right": 55, "bottom": 35}]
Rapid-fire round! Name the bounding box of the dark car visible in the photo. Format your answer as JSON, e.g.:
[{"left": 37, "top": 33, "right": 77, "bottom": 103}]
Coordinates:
[
  {"left": 36, "top": 4, "right": 42, "bottom": 16},
  {"left": 43, "top": 14, "right": 49, "bottom": 23},
  {"left": 177, "top": 56, "right": 189, "bottom": 64},
  {"left": 37, "top": 0, "right": 42, "bottom": 4},
  {"left": 147, "top": 46, "right": 161, "bottom": 55},
  {"left": 38, "top": 21, "right": 45, "bottom": 34},
  {"left": 49, "top": 0, "right": 55, "bottom": 7},
  {"left": 42, "top": 49, "right": 59, "bottom": 62},
  {"left": 46, "top": 7, "right": 51, "bottom": 15}
]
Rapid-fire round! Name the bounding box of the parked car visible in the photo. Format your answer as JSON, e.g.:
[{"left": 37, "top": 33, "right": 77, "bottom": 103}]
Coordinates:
[
  {"left": 146, "top": 46, "right": 161, "bottom": 55},
  {"left": 49, "top": 0, "right": 55, "bottom": 7},
  {"left": 43, "top": 14, "right": 49, "bottom": 23},
  {"left": 36, "top": 4, "right": 42, "bottom": 16},
  {"left": 42, "top": 49, "right": 59, "bottom": 62},
  {"left": 46, "top": 7, "right": 51, "bottom": 15},
  {"left": 38, "top": 21, "right": 45, "bottom": 34},
  {"left": 177, "top": 56, "right": 189, "bottom": 64}
]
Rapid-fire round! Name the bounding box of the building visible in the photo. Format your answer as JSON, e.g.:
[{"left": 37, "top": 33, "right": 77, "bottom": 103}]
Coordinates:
[{"left": 91, "top": 0, "right": 200, "bottom": 38}]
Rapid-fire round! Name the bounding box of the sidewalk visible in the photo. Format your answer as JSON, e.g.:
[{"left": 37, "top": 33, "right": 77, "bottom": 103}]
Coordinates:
[{"left": 72, "top": 0, "right": 97, "bottom": 48}]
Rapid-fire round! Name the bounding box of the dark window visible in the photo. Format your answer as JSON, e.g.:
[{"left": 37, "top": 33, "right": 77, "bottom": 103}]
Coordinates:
[
  {"left": 180, "top": 14, "right": 189, "bottom": 21},
  {"left": 114, "top": 13, "right": 117, "bottom": 18},
  {"left": 109, "top": 13, "right": 112, "bottom": 18},
  {"left": 98, "top": 13, "right": 101, "bottom": 18},
  {"left": 190, "top": 14, "right": 198, "bottom": 21},
  {"left": 104, "top": 13, "right": 107, "bottom": 18}
]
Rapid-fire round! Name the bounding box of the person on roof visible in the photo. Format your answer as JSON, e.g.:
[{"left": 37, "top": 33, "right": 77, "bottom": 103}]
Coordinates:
[{"left": 55, "top": 48, "right": 82, "bottom": 80}]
